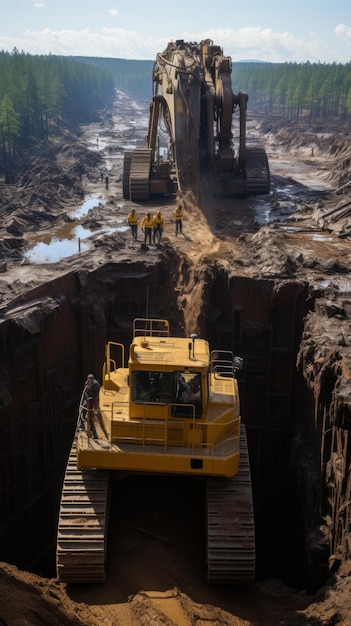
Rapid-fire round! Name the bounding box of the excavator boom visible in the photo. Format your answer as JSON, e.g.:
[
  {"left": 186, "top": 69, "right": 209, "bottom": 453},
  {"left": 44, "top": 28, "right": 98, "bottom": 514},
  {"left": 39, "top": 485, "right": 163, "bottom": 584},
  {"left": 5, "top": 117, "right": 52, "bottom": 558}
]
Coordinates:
[{"left": 123, "top": 39, "right": 270, "bottom": 201}]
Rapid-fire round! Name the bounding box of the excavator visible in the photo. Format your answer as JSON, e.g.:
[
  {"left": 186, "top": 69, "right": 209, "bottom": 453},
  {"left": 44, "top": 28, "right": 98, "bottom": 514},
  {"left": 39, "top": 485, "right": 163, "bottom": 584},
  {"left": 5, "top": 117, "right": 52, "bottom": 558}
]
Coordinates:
[
  {"left": 56, "top": 318, "right": 255, "bottom": 583},
  {"left": 122, "top": 39, "right": 270, "bottom": 201}
]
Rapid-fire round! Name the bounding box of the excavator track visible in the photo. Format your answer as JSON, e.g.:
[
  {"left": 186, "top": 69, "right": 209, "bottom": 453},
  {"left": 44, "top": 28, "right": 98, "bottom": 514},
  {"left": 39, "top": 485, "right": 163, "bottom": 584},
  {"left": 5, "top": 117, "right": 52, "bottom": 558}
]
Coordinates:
[
  {"left": 245, "top": 147, "right": 270, "bottom": 195},
  {"left": 122, "top": 151, "right": 133, "bottom": 199},
  {"left": 206, "top": 425, "right": 255, "bottom": 583},
  {"left": 129, "top": 148, "right": 152, "bottom": 201},
  {"left": 56, "top": 436, "right": 110, "bottom": 583}
]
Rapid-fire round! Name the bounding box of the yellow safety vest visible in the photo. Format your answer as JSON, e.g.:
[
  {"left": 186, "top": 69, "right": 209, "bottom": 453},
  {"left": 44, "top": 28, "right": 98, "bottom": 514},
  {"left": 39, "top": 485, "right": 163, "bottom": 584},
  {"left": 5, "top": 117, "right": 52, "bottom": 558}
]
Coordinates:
[
  {"left": 153, "top": 214, "right": 164, "bottom": 227},
  {"left": 128, "top": 212, "right": 138, "bottom": 225},
  {"left": 141, "top": 216, "right": 154, "bottom": 230},
  {"left": 174, "top": 207, "right": 183, "bottom": 220}
]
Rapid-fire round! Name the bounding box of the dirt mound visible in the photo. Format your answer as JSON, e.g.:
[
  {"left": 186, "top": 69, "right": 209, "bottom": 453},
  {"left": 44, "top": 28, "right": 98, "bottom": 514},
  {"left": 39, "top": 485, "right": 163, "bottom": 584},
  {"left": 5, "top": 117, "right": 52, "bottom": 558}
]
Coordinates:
[
  {"left": 0, "top": 143, "right": 104, "bottom": 239},
  {"left": 3, "top": 559, "right": 351, "bottom": 626},
  {"left": 0, "top": 562, "right": 87, "bottom": 625}
]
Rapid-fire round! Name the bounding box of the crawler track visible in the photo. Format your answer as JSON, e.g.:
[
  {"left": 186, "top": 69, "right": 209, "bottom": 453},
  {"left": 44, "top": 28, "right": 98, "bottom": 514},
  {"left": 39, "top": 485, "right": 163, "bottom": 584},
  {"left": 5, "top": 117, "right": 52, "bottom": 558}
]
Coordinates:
[
  {"left": 56, "top": 436, "right": 110, "bottom": 583},
  {"left": 129, "top": 148, "right": 151, "bottom": 201},
  {"left": 122, "top": 151, "right": 133, "bottom": 199},
  {"left": 246, "top": 147, "right": 271, "bottom": 195},
  {"left": 206, "top": 425, "right": 255, "bottom": 583}
]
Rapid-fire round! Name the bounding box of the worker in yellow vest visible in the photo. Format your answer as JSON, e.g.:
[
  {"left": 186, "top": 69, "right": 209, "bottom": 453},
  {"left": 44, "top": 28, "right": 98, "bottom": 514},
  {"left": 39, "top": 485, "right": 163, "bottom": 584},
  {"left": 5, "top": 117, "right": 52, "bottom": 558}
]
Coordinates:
[
  {"left": 173, "top": 205, "right": 183, "bottom": 235},
  {"left": 153, "top": 210, "right": 164, "bottom": 245},
  {"left": 140, "top": 212, "right": 154, "bottom": 245},
  {"left": 127, "top": 208, "right": 138, "bottom": 240}
]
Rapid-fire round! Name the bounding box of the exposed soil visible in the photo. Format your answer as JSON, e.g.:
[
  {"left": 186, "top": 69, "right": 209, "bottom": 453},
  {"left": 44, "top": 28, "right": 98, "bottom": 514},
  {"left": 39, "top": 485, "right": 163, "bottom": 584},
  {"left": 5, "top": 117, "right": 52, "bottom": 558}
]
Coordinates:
[{"left": 1, "top": 92, "right": 351, "bottom": 625}]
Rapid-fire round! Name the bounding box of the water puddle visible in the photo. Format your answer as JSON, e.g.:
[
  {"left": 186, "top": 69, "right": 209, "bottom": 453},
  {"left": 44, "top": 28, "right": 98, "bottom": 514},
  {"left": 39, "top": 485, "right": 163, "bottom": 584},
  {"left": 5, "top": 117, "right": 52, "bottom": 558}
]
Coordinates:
[
  {"left": 25, "top": 226, "right": 91, "bottom": 263},
  {"left": 24, "top": 195, "right": 113, "bottom": 264},
  {"left": 25, "top": 221, "right": 129, "bottom": 264},
  {"left": 317, "top": 278, "right": 351, "bottom": 292},
  {"left": 69, "top": 196, "right": 103, "bottom": 219},
  {"left": 312, "top": 233, "right": 333, "bottom": 242}
]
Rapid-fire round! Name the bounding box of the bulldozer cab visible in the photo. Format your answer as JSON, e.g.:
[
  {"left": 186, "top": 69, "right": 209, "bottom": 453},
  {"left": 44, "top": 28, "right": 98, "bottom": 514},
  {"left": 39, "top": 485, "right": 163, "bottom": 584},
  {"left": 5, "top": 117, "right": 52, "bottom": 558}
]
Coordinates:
[{"left": 131, "top": 368, "right": 203, "bottom": 418}]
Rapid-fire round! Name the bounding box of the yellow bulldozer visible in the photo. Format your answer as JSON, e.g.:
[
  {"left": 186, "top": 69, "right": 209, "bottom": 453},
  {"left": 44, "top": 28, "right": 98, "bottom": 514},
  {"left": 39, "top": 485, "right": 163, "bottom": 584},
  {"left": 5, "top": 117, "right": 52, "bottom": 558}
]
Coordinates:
[{"left": 56, "top": 318, "right": 255, "bottom": 584}]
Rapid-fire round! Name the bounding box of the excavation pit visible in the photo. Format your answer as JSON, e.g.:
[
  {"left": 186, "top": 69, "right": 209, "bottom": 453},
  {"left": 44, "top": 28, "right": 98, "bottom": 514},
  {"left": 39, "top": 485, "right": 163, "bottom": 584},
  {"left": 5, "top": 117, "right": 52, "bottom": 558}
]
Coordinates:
[{"left": 1, "top": 255, "right": 347, "bottom": 594}]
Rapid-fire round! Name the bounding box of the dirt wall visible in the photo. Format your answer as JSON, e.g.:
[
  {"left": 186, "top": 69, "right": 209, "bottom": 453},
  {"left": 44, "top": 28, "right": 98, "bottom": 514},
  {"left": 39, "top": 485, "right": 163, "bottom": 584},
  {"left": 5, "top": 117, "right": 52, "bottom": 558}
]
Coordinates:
[{"left": 297, "top": 295, "right": 351, "bottom": 580}]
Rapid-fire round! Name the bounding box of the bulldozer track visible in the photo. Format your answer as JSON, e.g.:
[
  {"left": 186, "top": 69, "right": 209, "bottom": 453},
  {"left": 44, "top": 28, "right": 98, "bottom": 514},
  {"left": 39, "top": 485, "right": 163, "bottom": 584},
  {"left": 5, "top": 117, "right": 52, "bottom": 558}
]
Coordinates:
[
  {"left": 246, "top": 147, "right": 271, "bottom": 195},
  {"left": 56, "top": 436, "right": 110, "bottom": 583},
  {"left": 206, "top": 424, "right": 255, "bottom": 583}
]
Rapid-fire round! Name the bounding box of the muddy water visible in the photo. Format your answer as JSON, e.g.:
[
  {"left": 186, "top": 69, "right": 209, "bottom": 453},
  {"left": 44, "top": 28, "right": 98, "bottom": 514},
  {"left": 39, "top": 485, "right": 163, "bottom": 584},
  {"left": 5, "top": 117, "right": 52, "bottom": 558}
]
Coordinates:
[
  {"left": 24, "top": 196, "right": 102, "bottom": 262},
  {"left": 23, "top": 91, "right": 151, "bottom": 264},
  {"left": 24, "top": 195, "right": 130, "bottom": 263}
]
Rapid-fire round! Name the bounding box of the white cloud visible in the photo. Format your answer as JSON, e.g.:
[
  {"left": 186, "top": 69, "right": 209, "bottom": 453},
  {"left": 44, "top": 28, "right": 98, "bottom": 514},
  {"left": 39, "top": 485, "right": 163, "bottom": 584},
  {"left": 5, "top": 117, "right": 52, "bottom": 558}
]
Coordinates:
[
  {"left": 0, "top": 27, "right": 167, "bottom": 59},
  {"left": 0, "top": 25, "right": 349, "bottom": 62},
  {"left": 183, "top": 27, "right": 336, "bottom": 63},
  {"left": 334, "top": 24, "right": 351, "bottom": 42},
  {"left": 33, "top": 3, "right": 45, "bottom": 7},
  {"left": 108, "top": 9, "right": 119, "bottom": 16}
]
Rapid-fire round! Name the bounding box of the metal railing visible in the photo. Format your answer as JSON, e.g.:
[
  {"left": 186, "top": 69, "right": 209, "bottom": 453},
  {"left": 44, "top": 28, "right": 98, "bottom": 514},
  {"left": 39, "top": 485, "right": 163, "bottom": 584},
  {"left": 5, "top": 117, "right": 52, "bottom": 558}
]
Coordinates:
[
  {"left": 78, "top": 398, "right": 240, "bottom": 457},
  {"left": 103, "top": 341, "right": 125, "bottom": 388},
  {"left": 133, "top": 318, "right": 170, "bottom": 338},
  {"left": 210, "top": 349, "right": 243, "bottom": 378}
]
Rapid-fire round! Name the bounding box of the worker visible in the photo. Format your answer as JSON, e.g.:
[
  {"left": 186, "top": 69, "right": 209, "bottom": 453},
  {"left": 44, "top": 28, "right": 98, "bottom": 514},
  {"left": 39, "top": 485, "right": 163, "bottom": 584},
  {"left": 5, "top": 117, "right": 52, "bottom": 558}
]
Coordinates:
[
  {"left": 153, "top": 210, "right": 164, "bottom": 245},
  {"left": 79, "top": 373, "right": 100, "bottom": 431},
  {"left": 175, "top": 373, "right": 191, "bottom": 401},
  {"left": 83, "top": 373, "right": 100, "bottom": 410},
  {"left": 173, "top": 205, "right": 183, "bottom": 235},
  {"left": 127, "top": 208, "right": 139, "bottom": 240},
  {"left": 180, "top": 380, "right": 200, "bottom": 403},
  {"left": 140, "top": 212, "right": 154, "bottom": 245}
]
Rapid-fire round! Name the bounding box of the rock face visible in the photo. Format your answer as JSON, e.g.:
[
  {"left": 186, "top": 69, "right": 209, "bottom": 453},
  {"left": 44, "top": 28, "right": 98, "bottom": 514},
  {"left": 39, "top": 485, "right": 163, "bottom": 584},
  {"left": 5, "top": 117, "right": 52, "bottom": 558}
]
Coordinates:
[{"left": 297, "top": 296, "right": 351, "bottom": 577}]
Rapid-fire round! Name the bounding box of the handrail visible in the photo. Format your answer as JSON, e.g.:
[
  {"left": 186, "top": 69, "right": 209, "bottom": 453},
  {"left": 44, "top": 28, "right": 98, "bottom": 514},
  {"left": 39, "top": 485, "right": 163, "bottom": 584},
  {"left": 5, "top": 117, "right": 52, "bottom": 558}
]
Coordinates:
[
  {"left": 212, "top": 364, "right": 235, "bottom": 378},
  {"left": 100, "top": 400, "right": 241, "bottom": 454},
  {"left": 106, "top": 342, "right": 124, "bottom": 372},
  {"left": 133, "top": 317, "right": 169, "bottom": 338},
  {"left": 77, "top": 402, "right": 93, "bottom": 439},
  {"left": 78, "top": 394, "right": 241, "bottom": 457}
]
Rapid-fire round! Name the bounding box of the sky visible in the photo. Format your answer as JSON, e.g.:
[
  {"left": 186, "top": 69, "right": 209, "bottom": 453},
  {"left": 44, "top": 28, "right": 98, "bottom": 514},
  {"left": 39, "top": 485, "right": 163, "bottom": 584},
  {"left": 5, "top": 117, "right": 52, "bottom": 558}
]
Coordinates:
[{"left": 2, "top": 0, "right": 351, "bottom": 64}]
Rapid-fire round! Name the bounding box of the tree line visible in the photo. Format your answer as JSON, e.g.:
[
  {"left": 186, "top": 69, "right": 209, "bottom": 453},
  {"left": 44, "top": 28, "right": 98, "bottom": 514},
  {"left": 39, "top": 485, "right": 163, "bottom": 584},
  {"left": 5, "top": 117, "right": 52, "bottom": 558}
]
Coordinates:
[
  {"left": 233, "top": 61, "right": 351, "bottom": 122},
  {"left": 78, "top": 55, "right": 351, "bottom": 124},
  {"left": 1, "top": 49, "right": 350, "bottom": 170},
  {"left": 0, "top": 49, "right": 115, "bottom": 167},
  {"left": 73, "top": 56, "right": 153, "bottom": 95}
]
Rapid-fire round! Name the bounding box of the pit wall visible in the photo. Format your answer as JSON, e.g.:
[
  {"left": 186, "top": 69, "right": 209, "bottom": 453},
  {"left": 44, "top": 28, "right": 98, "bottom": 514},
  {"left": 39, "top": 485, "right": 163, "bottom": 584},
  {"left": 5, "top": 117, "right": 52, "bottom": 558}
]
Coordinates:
[
  {"left": 203, "top": 270, "right": 319, "bottom": 586},
  {"left": 296, "top": 297, "right": 351, "bottom": 582},
  {"left": 1, "top": 258, "right": 349, "bottom": 589},
  {"left": 0, "top": 260, "right": 169, "bottom": 574}
]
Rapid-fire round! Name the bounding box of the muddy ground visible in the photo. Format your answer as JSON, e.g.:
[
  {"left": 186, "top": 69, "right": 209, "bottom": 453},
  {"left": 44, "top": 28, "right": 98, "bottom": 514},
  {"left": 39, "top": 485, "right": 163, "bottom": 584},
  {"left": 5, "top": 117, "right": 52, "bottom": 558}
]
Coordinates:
[{"left": 1, "top": 92, "right": 351, "bottom": 625}]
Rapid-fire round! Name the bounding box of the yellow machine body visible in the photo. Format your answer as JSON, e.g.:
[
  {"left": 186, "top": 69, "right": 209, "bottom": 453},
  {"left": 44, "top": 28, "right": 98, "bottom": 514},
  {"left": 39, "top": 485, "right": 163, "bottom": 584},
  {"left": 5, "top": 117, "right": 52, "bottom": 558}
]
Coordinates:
[
  {"left": 77, "top": 318, "right": 241, "bottom": 478},
  {"left": 57, "top": 318, "right": 255, "bottom": 585}
]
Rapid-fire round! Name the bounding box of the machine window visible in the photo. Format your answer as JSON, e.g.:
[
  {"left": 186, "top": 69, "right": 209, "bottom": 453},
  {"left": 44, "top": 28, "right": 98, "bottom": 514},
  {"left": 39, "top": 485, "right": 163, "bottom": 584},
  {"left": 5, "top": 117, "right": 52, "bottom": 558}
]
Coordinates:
[
  {"left": 173, "top": 371, "right": 202, "bottom": 417},
  {"left": 132, "top": 371, "right": 172, "bottom": 403}
]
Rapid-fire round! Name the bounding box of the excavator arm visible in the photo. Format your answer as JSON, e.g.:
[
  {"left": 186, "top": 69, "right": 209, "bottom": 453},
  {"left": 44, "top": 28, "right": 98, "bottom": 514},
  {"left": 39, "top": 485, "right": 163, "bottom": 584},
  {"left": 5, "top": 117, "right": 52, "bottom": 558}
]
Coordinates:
[{"left": 122, "top": 39, "right": 270, "bottom": 201}]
